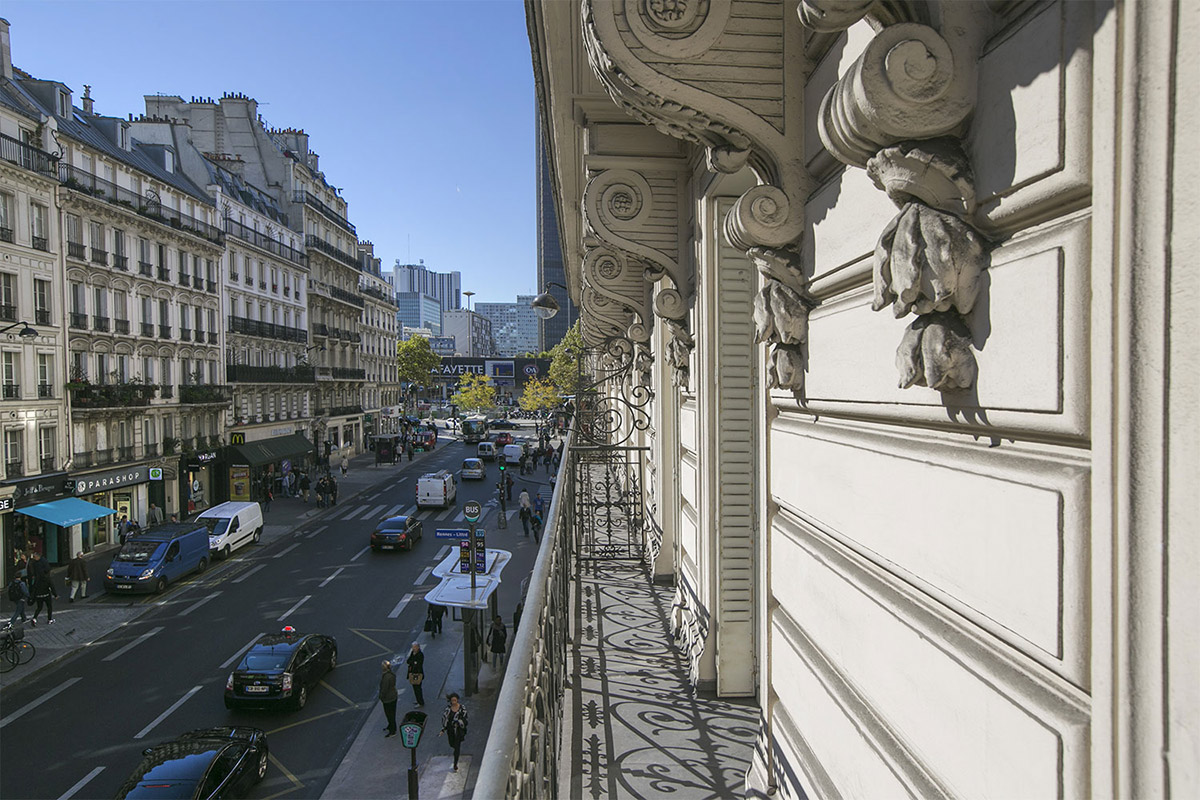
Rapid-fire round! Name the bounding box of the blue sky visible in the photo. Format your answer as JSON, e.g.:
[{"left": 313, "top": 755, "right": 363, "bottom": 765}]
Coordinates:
[{"left": 3, "top": 0, "right": 537, "bottom": 304}]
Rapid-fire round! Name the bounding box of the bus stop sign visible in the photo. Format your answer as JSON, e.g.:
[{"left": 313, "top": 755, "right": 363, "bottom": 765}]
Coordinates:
[{"left": 463, "top": 500, "right": 481, "bottom": 523}]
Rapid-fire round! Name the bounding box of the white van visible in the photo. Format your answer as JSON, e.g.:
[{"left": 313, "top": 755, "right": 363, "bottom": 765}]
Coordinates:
[
  {"left": 503, "top": 444, "right": 525, "bottom": 467},
  {"left": 417, "top": 470, "right": 458, "bottom": 509},
  {"left": 196, "top": 501, "right": 264, "bottom": 560},
  {"left": 476, "top": 441, "right": 497, "bottom": 461}
]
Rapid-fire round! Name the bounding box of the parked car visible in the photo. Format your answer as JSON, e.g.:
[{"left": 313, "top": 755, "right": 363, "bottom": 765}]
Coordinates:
[
  {"left": 371, "top": 515, "right": 423, "bottom": 552},
  {"left": 196, "top": 501, "right": 263, "bottom": 560},
  {"left": 489, "top": 419, "right": 518, "bottom": 429},
  {"left": 461, "top": 458, "right": 486, "bottom": 480},
  {"left": 476, "top": 441, "right": 497, "bottom": 461},
  {"left": 493, "top": 432, "right": 514, "bottom": 446},
  {"left": 105, "top": 523, "right": 210, "bottom": 595},
  {"left": 114, "top": 726, "right": 268, "bottom": 799},
  {"left": 417, "top": 470, "right": 458, "bottom": 509},
  {"left": 225, "top": 628, "right": 337, "bottom": 711}
]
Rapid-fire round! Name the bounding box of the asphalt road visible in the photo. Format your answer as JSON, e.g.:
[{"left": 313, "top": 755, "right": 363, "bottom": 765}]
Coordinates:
[{"left": 0, "top": 428, "right": 551, "bottom": 800}]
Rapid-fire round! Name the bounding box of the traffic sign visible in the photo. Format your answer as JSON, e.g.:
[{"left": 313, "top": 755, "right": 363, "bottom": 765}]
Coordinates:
[
  {"left": 463, "top": 500, "right": 482, "bottom": 523},
  {"left": 435, "top": 528, "right": 471, "bottom": 539}
]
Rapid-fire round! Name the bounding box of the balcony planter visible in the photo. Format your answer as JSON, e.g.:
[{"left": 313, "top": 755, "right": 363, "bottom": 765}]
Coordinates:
[{"left": 162, "top": 436, "right": 180, "bottom": 455}]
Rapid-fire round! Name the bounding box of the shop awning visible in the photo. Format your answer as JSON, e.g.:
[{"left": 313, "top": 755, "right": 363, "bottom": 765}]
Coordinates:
[
  {"left": 227, "top": 433, "right": 315, "bottom": 468},
  {"left": 16, "top": 497, "right": 116, "bottom": 527}
]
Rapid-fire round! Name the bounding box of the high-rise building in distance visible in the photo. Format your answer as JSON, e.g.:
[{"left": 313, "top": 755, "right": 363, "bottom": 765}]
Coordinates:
[{"left": 392, "top": 260, "right": 461, "bottom": 313}]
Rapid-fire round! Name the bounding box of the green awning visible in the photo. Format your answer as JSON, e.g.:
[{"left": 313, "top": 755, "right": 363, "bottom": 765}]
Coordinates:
[{"left": 227, "top": 433, "right": 315, "bottom": 468}]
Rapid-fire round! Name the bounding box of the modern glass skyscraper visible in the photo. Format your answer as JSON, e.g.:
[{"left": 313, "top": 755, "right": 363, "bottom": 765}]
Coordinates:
[
  {"left": 536, "top": 114, "right": 574, "bottom": 351},
  {"left": 392, "top": 261, "right": 462, "bottom": 313}
]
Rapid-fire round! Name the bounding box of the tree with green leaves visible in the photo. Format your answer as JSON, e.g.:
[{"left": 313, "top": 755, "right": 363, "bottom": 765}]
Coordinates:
[
  {"left": 397, "top": 336, "right": 441, "bottom": 384},
  {"left": 518, "top": 377, "right": 561, "bottom": 413},
  {"left": 548, "top": 321, "right": 584, "bottom": 396},
  {"left": 451, "top": 373, "right": 497, "bottom": 413}
]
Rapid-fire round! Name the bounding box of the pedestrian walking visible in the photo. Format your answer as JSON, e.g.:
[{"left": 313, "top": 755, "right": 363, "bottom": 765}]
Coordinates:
[
  {"left": 329, "top": 476, "right": 339, "bottom": 506},
  {"left": 544, "top": 450, "right": 553, "bottom": 474},
  {"left": 262, "top": 486, "right": 273, "bottom": 513},
  {"left": 11, "top": 548, "right": 26, "bottom": 578},
  {"left": 28, "top": 569, "right": 56, "bottom": 626},
  {"left": 534, "top": 495, "right": 545, "bottom": 517},
  {"left": 406, "top": 643, "right": 426, "bottom": 706},
  {"left": 438, "top": 694, "right": 469, "bottom": 772},
  {"left": 379, "top": 660, "right": 399, "bottom": 738},
  {"left": 505, "top": 473, "right": 514, "bottom": 501},
  {"left": 519, "top": 505, "right": 532, "bottom": 537},
  {"left": 117, "top": 515, "right": 132, "bottom": 544},
  {"left": 427, "top": 603, "right": 445, "bottom": 637},
  {"left": 300, "top": 473, "right": 311, "bottom": 504},
  {"left": 485, "top": 615, "right": 508, "bottom": 669},
  {"left": 27, "top": 550, "right": 48, "bottom": 586},
  {"left": 531, "top": 511, "right": 543, "bottom": 543},
  {"left": 341, "top": 454, "right": 348, "bottom": 477},
  {"left": 147, "top": 502, "right": 164, "bottom": 526},
  {"left": 519, "top": 489, "right": 531, "bottom": 510},
  {"left": 407, "top": 441, "right": 414, "bottom": 461},
  {"left": 67, "top": 552, "right": 88, "bottom": 602},
  {"left": 6, "top": 574, "right": 29, "bottom": 626}
]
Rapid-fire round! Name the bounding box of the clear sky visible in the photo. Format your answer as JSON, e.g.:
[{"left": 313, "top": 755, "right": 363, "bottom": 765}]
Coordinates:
[{"left": 3, "top": 0, "right": 537, "bottom": 305}]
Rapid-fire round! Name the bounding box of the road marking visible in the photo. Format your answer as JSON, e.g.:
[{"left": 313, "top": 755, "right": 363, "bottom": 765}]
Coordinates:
[
  {"left": 415, "top": 566, "right": 433, "bottom": 586},
  {"left": 56, "top": 766, "right": 105, "bottom": 800},
  {"left": 278, "top": 595, "right": 312, "bottom": 622},
  {"left": 364, "top": 503, "right": 388, "bottom": 520},
  {"left": 436, "top": 545, "right": 451, "bottom": 559},
  {"left": 384, "top": 503, "right": 406, "bottom": 518},
  {"left": 388, "top": 593, "right": 414, "bottom": 619},
  {"left": 402, "top": 505, "right": 417, "bottom": 517},
  {"left": 135, "top": 685, "right": 202, "bottom": 739},
  {"left": 319, "top": 567, "right": 344, "bottom": 588},
  {"left": 274, "top": 543, "right": 300, "bottom": 558},
  {"left": 103, "top": 627, "right": 165, "bottom": 662},
  {"left": 306, "top": 524, "right": 329, "bottom": 539},
  {"left": 0, "top": 677, "right": 81, "bottom": 729},
  {"left": 452, "top": 509, "right": 466, "bottom": 521},
  {"left": 350, "top": 546, "right": 371, "bottom": 562},
  {"left": 233, "top": 563, "right": 266, "bottom": 584},
  {"left": 435, "top": 508, "right": 455, "bottom": 520},
  {"left": 179, "top": 591, "right": 221, "bottom": 617},
  {"left": 221, "top": 634, "right": 264, "bottom": 669},
  {"left": 342, "top": 505, "right": 368, "bottom": 520}
]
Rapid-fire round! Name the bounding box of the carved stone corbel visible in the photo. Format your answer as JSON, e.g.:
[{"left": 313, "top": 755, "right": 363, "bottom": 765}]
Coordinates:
[
  {"left": 802, "top": 16, "right": 991, "bottom": 391},
  {"left": 750, "top": 247, "right": 813, "bottom": 392}
]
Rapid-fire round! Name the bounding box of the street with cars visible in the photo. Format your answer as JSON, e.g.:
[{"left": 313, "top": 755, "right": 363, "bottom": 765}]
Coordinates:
[{"left": 0, "top": 421, "right": 551, "bottom": 800}]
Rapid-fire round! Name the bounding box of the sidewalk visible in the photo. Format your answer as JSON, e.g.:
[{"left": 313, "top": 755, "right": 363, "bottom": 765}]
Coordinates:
[{"left": 0, "top": 442, "right": 423, "bottom": 691}]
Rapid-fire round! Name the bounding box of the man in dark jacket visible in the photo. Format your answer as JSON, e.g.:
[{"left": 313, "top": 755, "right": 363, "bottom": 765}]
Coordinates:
[
  {"left": 379, "top": 660, "right": 398, "bottom": 737},
  {"left": 67, "top": 552, "right": 88, "bottom": 602}
]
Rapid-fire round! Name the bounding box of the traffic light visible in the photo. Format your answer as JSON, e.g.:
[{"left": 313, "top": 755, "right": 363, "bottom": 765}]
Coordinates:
[{"left": 497, "top": 460, "right": 506, "bottom": 472}]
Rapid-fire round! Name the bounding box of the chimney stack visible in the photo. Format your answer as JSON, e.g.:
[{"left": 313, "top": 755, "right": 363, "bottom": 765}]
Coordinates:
[
  {"left": 82, "top": 85, "right": 93, "bottom": 114},
  {"left": 0, "top": 19, "right": 13, "bottom": 82}
]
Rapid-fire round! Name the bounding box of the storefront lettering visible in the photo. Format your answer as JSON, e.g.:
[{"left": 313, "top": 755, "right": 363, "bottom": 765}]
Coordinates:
[{"left": 73, "top": 466, "right": 150, "bottom": 495}]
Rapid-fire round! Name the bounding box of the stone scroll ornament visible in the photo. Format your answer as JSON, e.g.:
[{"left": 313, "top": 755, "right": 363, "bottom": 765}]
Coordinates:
[
  {"left": 806, "top": 18, "right": 991, "bottom": 391},
  {"left": 750, "top": 247, "right": 813, "bottom": 392}
]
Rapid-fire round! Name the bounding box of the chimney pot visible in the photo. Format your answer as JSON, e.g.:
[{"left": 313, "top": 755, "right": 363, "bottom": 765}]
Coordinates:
[{"left": 0, "top": 18, "right": 12, "bottom": 82}]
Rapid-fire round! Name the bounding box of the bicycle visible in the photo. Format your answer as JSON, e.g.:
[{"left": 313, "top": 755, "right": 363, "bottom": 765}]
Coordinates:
[{"left": 0, "top": 622, "right": 35, "bottom": 672}]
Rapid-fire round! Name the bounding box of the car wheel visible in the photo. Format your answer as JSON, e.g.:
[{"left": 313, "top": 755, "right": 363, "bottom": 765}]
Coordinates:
[
  {"left": 253, "top": 527, "right": 262, "bottom": 543},
  {"left": 222, "top": 545, "right": 231, "bottom": 560},
  {"left": 154, "top": 577, "right": 167, "bottom": 594},
  {"left": 196, "top": 557, "right": 208, "bottom": 574},
  {"left": 295, "top": 685, "right": 308, "bottom": 710},
  {"left": 255, "top": 748, "right": 269, "bottom": 781}
]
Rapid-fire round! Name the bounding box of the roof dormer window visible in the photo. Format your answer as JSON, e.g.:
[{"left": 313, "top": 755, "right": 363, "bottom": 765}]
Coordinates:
[
  {"left": 118, "top": 124, "right": 129, "bottom": 150},
  {"left": 163, "top": 149, "right": 174, "bottom": 173},
  {"left": 57, "top": 91, "right": 69, "bottom": 117}
]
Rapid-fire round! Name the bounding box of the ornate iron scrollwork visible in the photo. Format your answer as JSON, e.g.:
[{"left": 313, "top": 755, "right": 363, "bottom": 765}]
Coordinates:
[{"left": 570, "top": 335, "right": 654, "bottom": 449}]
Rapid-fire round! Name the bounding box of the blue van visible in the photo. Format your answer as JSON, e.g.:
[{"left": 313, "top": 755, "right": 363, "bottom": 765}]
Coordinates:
[{"left": 105, "top": 522, "right": 211, "bottom": 594}]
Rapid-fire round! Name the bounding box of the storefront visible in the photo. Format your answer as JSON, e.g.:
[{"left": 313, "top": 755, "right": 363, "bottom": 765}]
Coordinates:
[
  {"left": 180, "top": 449, "right": 218, "bottom": 517},
  {"left": 15, "top": 497, "right": 117, "bottom": 571},
  {"left": 67, "top": 463, "right": 159, "bottom": 548},
  {"left": 2, "top": 472, "right": 70, "bottom": 575},
  {"left": 222, "top": 432, "right": 316, "bottom": 504}
]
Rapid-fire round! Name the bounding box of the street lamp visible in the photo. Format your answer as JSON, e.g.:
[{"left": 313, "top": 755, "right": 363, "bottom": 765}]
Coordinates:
[
  {"left": 0, "top": 321, "right": 39, "bottom": 341},
  {"left": 463, "top": 290, "right": 475, "bottom": 312},
  {"left": 531, "top": 281, "right": 571, "bottom": 331}
]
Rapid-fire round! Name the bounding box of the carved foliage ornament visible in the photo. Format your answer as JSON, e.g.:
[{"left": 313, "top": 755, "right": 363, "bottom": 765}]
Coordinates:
[
  {"left": 807, "top": 17, "right": 990, "bottom": 391},
  {"left": 750, "top": 247, "right": 812, "bottom": 392}
]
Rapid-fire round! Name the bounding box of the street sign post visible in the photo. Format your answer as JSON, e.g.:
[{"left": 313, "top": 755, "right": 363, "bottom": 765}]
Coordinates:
[
  {"left": 463, "top": 500, "right": 481, "bottom": 523},
  {"left": 399, "top": 710, "right": 427, "bottom": 799},
  {"left": 435, "top": 528, "right": 471, "bottom": 540}
]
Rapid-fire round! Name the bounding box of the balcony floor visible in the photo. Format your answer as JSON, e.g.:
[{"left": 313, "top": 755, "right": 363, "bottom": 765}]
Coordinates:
[{"left": 564, "top": 560, "right": 758, "bottom": 800}]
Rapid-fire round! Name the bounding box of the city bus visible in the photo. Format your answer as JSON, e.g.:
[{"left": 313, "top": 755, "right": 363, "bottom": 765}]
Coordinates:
[{"left": 461, "top": 416, "right": 488, "bottom": 444}]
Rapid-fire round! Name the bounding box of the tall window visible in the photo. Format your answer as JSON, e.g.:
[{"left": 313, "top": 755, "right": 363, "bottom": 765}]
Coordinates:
[
  {"left": 33, "top": 279, "right": 50, "bottom": 325},
  {"left": 4, "top": 430, "right": 22, "bottom": 473},
  {"left": 113, "top": 291, "right": 127, "bottom": 323},
  {"left": 139, "top": 237, "right": 151, "bottom": 265},
  {"left": 113, "top": 229, "right": 126, "bottom": 258},
  {"left": 93, "top": 287, "right": 107, "bottom": 320},
  {"left": 142, "top": 356, "right": 154, "bottom": 383},
  {"left": 231, "top": 251, "right": 240, "bottom": 279},
  {"left": 30, "top": 203, "right": 47, "bottom": 246},
  {"left": 115, "top": 354, "right": 129, "bottom": 382},
  {"left": 0, "top": 192, "right": 12, "bottom": 240},
  {"left": 207, "top": 361, "right": 216, "bottom": 384},
  {"left": 95, "top": 353, "right": 109, "bottom": 384},
  {"left": 194, "top": 307, "right": 203, "bottom": 336},
  {"left": 71, "top": 282, "right": 85, "bottom": 315},
  {"left": 38, "top": 427, "right": 55, "bottom": 471},
  {"left": 71, "top": 351, "right": 86, "bottom": 381},
  {"left": 160, "top": 358, "right": 172, "bottom": 391},
  {"left": 65, "top": 213, "right": 82, "bottom": 245},
  {"left": 158, "top": 299, "right": 169, "bottom": 327},
  {"left": 208, "top": 309, "right": 217, "bottom": 337},
  {"left": 0, "top": 273, "right": 15, "bottom": 321},
  {"left": 142, "top": 418, "right": 155, "bottom": 452},
  {"left": 2, "top": 351, "right": 17, "bottom": 389},
  {"left": 37, "top": 353, "right": 51, "bottom": 395},
  {"left": 179, "top": 302, "right": 190, "bottom": 333},
  {"left": 89, "top": 220, "right": 104, "bottom": 251},
  {"left": 179, "top": 250, "right": 190, "bottom": 277},
  {"left": 141, "top": 296, "right": 153, "bottom": 329}
]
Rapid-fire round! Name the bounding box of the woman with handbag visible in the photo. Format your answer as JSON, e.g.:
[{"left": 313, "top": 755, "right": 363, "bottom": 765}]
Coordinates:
[
  {"left": 438, "top": 693, "right": 469, "bottom": 772},
  {"left": 406, "top": 642, "right": 425, "bottom": 706}
]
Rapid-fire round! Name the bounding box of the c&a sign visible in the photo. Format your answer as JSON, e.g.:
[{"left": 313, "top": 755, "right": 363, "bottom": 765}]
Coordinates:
[{"left": 72, "top": 465, "right": 151, "bottom": 495}]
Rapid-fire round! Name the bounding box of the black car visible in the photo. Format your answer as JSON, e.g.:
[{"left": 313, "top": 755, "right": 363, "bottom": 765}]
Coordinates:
[
  {"left": 225, "top": 629, "right": 337, "bottom": 710},
  {"left": 489, "top": 419, "right": 518, "bottom": 429},
  {"left": 114, "top": 726, "right": 268, "bottom": 799},
  {"left": 370, "top": 515, "right": 423, "bottom": 552}
]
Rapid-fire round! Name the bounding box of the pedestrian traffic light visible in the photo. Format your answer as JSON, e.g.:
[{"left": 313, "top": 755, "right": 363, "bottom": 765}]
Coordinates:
[{"left": 497, "top": 460, "right": 506, "bottom": 472}]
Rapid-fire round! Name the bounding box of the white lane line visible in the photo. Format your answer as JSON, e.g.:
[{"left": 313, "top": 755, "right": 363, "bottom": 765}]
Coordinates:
[
  {"left": 388, "top": 593, "right": 414, "bottom": 619},
  {"left": 350, "top": 546, "right": 371, "bottom": 562},
  {"left": 306, "top": 524, "right": 329, "bottom": 539},
  {"left": 0, "top": 677, "right": 82, "bottom": 729},
  {"left": 435, "top": 508, "right": 455, "bottom": 521},
  {"left": 363, "top": 503, "right": 388, "bottom": 520},
  {"left": 134, "top": 686, "right": 202, "bottom": 739},
  {"left": 233, "top": 563, "right": 266, "bottom": 584},
  {"left": 436, "top": 545, "right": 451, "bottom": 560},
  {"left": 452, "top": 510, "right": 465, "bottom": 522},
  {"left": 414, "top": 566, "right": 433, "bottom": 586},
  {"left": 277, "top": 595, "right": 312, "bottom": 622},
  {"left": 341, "top": 506, "right": 368, "bottom": 520},
  {"left": 221, "top": 634, "right": 264, "bottom": 669},
  {"left": 179, "top": 591, "right": 221, "bottom": 617},
  {"left": 274, "top": 543, "right": 300, "bottom": 559},
  {"left": 402, "top": 505, "right": 417, "bottom": 517},
  {"left": 384, "top": 504, "right": 405, "bottom": 518},
  {"left": 103, "top": 627, "right": 164, "bottom": 662},
  {"left": 319, "top": 567, "right": 344, "bottom": 588},
  {"left": 56, "top": 766, "right": 105, "bottom": 800}
]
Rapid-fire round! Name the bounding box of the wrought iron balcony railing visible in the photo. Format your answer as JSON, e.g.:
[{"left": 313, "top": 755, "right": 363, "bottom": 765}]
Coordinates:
[
  {"left": 294, "top": 190, "right": 356, "bottom": 236},
  {"left": 91, "top": 248, "right": 108, "bottom": 265},
  {"left": 58, "top": 164, "right": 224, "bottom": 246},
  {"left": 69, "top": 312, "right": 87, "bottom": 330},
  {"left": 225, "top": 364, "right": 316, "bottom": 384},
  {"left": 114, "top": 319, "right": 130, "bottom": 334},
  {"left": 180, "top": 384, "right": 233, "bottom": 405},
  {"left": 31, "top": 236, "right": 48, "bottom": 251},
  {"left": 112, "top": 254, "right": 128, "bottom": 270},
  {"left": 0, "top": 226, "right": 12, "bottom": 243},
  {"left": 139, "top": 261, "right": 153, "bottom": 276},
  {"left": 227, "top": 315, "right": 308, "bottom": 343},
  {"left": 67, "top": 241, "right": 86, "bottom": 259},
  {"left": 140, "top": 322, "right": 154, "bottom": 337},
  {"left": 1, "top": 383, "right": 19, "bottom": 399},
  {"left": 304, "top": 235, "right": 360, "bottom": 271},
  {"left": 0, "top": 304, "right": 15, "bottom": 322},
  {"left": 69, "top": 381, "right": 156, "bottom": 409},
  {"left": 34, "top": 309, "right": 51, "bottom": 325},
  {"left": 157, "top": 267, "right": 170, "bottom": 282},
  {"left": 37, "top": 383, "right": 53, "bottom": 399},
  {"left": 223, "top": 218, "right": 306, "bottom": 266},
  {"left": 4, "top": 460, "right": 22, "bottom": 477},
  {"left": 92, "top": 316, "right": 109, "bottom": 332},
  {"left": 331, "top": 367, "right": 366, "bottom": 380},
  {"left": 0, "top": 132, "right": 57, "bottom": 177}
]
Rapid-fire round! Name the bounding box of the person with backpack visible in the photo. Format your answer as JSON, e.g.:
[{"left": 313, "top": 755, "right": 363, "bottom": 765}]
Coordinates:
[{"left": 6, "top": 575, "right": 29, "bottom": 627}]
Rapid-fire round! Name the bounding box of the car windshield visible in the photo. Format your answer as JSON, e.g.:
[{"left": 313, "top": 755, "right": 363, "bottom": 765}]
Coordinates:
[
  {"left": 115, "top": 540, "right": 164, "bottom": 562},
  {"left": 202, "top": 518, "right": 230, "bottom": 537},
  {"left": 241, "top": 650, "right": 290, "bottom": 671}
]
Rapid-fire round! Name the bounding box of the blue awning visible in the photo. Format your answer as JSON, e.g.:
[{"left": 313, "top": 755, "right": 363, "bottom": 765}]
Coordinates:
[{"left": 16, "top": 497, "right": 116, "bottom": 527}]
